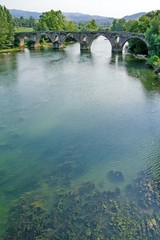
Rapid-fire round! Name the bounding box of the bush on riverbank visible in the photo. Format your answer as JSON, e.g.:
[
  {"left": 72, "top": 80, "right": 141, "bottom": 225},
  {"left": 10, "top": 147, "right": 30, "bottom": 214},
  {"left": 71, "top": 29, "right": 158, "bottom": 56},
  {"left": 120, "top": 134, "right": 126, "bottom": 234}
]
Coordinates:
[{"left": 147, "top": 55, "right": 160, "bottom": 74}]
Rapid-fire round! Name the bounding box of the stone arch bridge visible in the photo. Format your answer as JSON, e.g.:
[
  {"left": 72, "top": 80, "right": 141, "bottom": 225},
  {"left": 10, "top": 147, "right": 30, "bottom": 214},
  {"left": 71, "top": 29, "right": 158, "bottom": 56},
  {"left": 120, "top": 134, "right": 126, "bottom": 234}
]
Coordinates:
[{"left": 14, "top": 31, "right": 147, "bottom": 53}]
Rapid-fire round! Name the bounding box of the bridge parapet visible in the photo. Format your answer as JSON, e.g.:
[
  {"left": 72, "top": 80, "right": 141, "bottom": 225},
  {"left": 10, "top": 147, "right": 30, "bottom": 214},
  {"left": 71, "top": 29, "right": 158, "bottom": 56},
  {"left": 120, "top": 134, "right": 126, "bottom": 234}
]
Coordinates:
[{"left": 14, "top": 31, "right": 147, "bottom": 53}]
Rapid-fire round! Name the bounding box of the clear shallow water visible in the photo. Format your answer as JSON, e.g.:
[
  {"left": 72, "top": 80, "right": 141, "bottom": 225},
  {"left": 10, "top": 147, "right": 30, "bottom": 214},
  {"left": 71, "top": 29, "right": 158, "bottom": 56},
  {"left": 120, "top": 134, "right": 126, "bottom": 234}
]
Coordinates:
[{"left": 0, "top": 37, "right": 160, "bottom": 238}]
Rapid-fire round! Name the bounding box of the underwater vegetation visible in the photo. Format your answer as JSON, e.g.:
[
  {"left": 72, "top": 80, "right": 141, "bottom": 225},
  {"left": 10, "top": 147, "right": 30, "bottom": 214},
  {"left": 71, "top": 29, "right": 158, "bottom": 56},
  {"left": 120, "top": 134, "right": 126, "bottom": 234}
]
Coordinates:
[{"left": 4, "top": 171, "right": 160, "bottom": 240}]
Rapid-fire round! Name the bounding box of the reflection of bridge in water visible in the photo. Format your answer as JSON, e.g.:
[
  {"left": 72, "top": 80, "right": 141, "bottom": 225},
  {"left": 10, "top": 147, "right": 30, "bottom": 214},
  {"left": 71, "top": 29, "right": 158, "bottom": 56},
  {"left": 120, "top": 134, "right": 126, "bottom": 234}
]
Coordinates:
[{"left": 15, "top": 31, "right": 147, "bottom": 53}]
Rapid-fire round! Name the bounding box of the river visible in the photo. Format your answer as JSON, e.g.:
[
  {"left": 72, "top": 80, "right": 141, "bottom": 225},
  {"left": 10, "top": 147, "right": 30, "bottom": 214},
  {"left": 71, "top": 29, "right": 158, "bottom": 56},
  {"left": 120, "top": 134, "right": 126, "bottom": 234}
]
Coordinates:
[{"left": 0, "top": 36, "right": 160, "bottom": 239}]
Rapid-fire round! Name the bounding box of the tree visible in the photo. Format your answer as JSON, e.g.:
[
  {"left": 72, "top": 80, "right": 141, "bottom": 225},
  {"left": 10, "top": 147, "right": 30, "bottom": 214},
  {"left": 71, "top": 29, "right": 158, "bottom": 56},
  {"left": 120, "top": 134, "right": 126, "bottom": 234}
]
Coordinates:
[
  {"left": 5, "top": 7, "right": 14, "bottom": 43},
  {"left": 125, "top": 20, "right": 139, "bottom": 32},
  {"left": 138, "top": 15, "right": 150, "bottom": 33},
  {"left": 146, "top": 12, "right": 160, "bottom": 56},
  {"left": 0, "top": 5, "right": 14, "bottom": 49},
  {"left": 28, "top": 16, "right": 35, "bottom": 28},
  {"left": 85, "top": 19, "right": 98, "bottom": 31},
  {"left": 65, "top": 21, "right": 75, "bottom": 31},
  {"left": 111, "top": 18, "right": 126, "bottom": 31},
  {"left": 112, "top": 10, "right": 160, "bottom": 56},
  {"left": 35, "top": 21, "right": 49, "bottom": 31},
  {"left": 74, "top": 22, "right": 85, "bottom": 31},
  {"left": 13, "top": 16, "right": 36, "bottom": 28},
  {"left": 34, "top": 10, "right": 66, "bottom": 31}
]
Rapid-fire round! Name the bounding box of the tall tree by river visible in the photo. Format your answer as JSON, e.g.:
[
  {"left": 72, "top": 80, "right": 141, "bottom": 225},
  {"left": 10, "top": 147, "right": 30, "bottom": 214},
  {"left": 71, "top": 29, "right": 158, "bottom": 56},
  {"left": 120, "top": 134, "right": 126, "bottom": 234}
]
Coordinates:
[
  {"left": 34, "top": 10, "right": 75, "bottom": 31},
  {"left": 0, "top": 5, "right": 14, "bottom": 49}
]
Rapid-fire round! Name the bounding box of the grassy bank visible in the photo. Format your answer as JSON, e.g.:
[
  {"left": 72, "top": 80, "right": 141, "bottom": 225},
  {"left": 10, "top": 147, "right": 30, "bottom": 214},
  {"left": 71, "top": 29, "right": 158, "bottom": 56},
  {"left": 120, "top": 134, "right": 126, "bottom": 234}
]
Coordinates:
[{"left": 0, "top": 48, "right": 19, "bottom": 54}]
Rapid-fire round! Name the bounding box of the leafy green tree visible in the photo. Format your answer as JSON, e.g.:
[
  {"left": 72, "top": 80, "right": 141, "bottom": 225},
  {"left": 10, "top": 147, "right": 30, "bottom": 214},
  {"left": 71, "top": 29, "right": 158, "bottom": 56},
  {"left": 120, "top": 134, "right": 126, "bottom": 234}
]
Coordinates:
[
  {"left": 111, "top": 18, "right": 126, "bottom": 31},
  {"left": 74, "top": 22, "right": 85, "bottom": 31},
  {"left": 0, "top": 5, "right": 14, "bottom": 49},
  {"left": 145, "top": 12, "right": 160, "bottom": 56},
  {"left": 28, "top": 16, "right": 35, "bottom": 27},
  {"left": 13, "top": 16, "right": 35, "bottom": 28},
  {"left": 35, "top": 21, "right": 49, "bottom": 31},
  {"left": 65, "top": 21, "right": 75, "bottom": 31},
  {"left": 34, "top": 10, "right": 66, "bottom": 31},
  {"left": 138, "top": 15, "right": 150, "bottom": 33},
  {"left": 6, "top": 7, "right": 14, "bottom": 43},
  {"left": 125, "top": 20, "right": 139, "bottom": 32},
  {"left": 85, "top": 19, "right": 99, "bottom": 31},
  {"left": 112, "top": 10, "right": 160, "bottom": 56}
]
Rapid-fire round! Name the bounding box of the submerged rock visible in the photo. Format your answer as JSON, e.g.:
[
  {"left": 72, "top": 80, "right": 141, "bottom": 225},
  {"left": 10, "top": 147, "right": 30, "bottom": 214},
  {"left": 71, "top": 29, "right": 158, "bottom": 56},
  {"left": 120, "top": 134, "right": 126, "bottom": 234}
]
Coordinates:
[{"left": 108, "top": 170, "right": 124, "bottom": 182}]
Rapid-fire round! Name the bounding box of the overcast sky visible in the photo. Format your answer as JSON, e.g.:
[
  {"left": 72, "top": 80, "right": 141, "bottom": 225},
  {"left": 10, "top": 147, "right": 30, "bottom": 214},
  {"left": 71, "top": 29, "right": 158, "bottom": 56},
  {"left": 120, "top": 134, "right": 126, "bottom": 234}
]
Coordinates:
[{"left": 1, "top": 0, "right": 159, "bottom": 18}]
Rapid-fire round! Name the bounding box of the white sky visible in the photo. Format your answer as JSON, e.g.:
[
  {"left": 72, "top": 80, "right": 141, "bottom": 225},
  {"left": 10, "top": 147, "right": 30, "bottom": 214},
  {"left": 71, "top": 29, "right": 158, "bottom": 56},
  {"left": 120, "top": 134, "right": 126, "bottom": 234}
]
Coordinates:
[{"left": 0, "top": 0, "right": 160, "bottom": 18}]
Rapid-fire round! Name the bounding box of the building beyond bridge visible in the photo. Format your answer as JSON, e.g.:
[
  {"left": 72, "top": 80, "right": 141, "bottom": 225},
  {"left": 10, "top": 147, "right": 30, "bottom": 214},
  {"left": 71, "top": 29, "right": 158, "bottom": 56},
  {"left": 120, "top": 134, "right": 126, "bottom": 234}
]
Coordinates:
[{"left": 14, "top": 31, "right": 147, "bottom": 53}]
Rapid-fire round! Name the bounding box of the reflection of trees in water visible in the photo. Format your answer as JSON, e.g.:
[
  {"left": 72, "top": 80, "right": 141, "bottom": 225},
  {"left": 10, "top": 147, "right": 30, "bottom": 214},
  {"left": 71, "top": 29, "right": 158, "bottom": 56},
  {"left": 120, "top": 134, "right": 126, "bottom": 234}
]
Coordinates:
[
  {"left": 110, "top": 54, "right": 160, "bottom": 91},
  {"left": 0, "top": 53, "right": 18, "bottom": 87},
  {"left": 0, "top": 53, "right": 17, "bottom": 71},
  {"left": 79, "top": 51, "right": 93, "bottom": 63},
  {"left": 109, "top": 54, "right": 160, "bottom": 196}
]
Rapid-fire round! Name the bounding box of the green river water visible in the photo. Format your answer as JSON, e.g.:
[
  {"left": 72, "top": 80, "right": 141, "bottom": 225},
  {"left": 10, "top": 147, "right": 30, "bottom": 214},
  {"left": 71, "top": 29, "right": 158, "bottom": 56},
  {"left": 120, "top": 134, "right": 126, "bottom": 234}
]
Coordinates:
[{"left": 0, "top": 37, "right": 160, "bottom": 239}]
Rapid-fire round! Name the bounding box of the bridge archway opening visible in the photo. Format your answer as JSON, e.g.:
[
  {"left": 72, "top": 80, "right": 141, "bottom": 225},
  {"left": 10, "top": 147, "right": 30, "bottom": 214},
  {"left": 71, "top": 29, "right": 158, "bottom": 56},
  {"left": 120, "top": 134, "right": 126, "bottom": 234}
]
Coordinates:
[
  {"left": 115, "top": 36, "right": 120, "bottom": 44},
  {"left": 37, "top": 34, "right": 53, "bottom": 47},
  {"left": 90, "top": 35, "right": 112, "bottom": 54},
  {"left": 122, "top": 37, "right": 148, "bottom": 55},
  {"left": 55, "top": 35, "right": 59, "bottom": 42},
  {"left": 61, "top": 34, "right": 80, "bottom": 49},
  {"left": 83, "top": 36, "right": 87, "bottom": 42}
]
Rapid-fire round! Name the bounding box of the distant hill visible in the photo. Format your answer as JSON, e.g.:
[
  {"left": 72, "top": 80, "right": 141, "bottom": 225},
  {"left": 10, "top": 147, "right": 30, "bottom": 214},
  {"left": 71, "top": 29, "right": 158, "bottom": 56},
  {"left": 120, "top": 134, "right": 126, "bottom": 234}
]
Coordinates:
[
  {"left": 9, "top": 9, "right": 41, "bottom": 19},
  {"left": 9, "top": 9, "right": 146, "bottom": 24},
  {"left": 9, "top": 9, "right": 114, "bottom": 24},
  {"left": 64, "top": 12, "right": 114, "bottom": 24},
  {"left": 124, "top": 12, "right": 146, "bottom": 21}
]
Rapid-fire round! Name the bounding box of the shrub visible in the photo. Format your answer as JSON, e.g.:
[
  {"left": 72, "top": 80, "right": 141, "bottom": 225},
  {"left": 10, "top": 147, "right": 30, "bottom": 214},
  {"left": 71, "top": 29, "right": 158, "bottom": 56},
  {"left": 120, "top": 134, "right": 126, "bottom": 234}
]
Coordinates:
[{"left": 147, "top": 55, "right": 160, "bottom": 67}]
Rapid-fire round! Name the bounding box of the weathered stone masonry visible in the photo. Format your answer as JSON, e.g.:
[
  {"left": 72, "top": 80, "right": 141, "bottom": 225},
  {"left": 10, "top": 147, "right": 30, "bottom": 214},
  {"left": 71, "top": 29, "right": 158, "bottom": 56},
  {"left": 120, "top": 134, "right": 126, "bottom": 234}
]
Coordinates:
[{"left": 14, "top": 31, "right": 147, "bottom": 53}]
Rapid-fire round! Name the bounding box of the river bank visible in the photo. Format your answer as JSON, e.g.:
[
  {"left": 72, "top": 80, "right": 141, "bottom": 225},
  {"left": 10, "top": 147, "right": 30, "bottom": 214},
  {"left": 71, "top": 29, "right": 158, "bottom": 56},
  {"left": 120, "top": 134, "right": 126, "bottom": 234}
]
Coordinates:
[
  {"left": 134, "top": 54, "right": 160, "bottom": 75},
  {"left": 0, "top": 48, "right": 20, "bottom": 54}
]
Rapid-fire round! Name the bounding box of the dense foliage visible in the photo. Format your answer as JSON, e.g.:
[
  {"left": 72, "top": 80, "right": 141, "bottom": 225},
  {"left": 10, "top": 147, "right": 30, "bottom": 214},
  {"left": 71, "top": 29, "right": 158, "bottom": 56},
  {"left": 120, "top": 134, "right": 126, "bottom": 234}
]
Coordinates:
[
  {"left": 147, "top": 55, "right": 160, "bottom": 73},
  {"left": 145, "top": 12, "right": 160, "bottom": 56},
  {"left": 34, "top": 10, "right": 100, "bottom": 32},
  {"left": 110, "top": 10, "right": 160, "bottom": 58},
  {"left": 85, "top": 19, "right": 99, "bottom": 31},
  {"left": 13, "top": 16, "right": 35, "bottom": 28},
  {"left": 0, "top": 5, "right": 14, "bottom": 49},
  {"left": 111, "top": 18, "right": 126, "bottom": 32},
  {"left": 34, "top": 10, "right": 74, "bottom": 31}
]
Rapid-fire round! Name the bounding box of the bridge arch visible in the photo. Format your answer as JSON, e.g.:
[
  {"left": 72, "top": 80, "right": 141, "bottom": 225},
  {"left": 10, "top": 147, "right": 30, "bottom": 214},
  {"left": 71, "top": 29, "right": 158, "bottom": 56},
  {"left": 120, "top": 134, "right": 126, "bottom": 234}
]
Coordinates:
[
  {"left": 60, "top": 33, "right": 80, "bottom": 46},
  {"left": 35, "top": 33, "right": 53, "bottom": 47},
  {"left": 121, "top": 36, "right": 148, "bottom": 54},
  {"left": 88, "top": 33, "right": 112, "bottom": 50}
]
